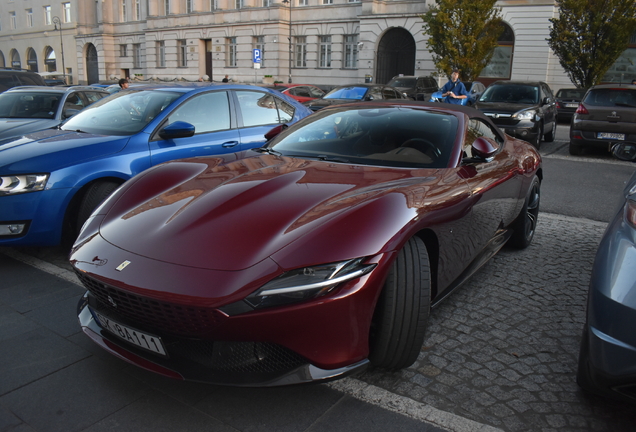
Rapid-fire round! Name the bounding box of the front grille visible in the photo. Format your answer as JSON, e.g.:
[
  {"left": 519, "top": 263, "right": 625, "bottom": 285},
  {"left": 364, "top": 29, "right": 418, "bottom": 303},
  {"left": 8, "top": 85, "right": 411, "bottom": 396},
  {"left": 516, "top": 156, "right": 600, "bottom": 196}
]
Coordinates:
[
  {"left": 171, "top": 340, "right": 308, "bottom": 373},
  {"left": 75, "top": 270, "right": 225, "bottom": 337}
]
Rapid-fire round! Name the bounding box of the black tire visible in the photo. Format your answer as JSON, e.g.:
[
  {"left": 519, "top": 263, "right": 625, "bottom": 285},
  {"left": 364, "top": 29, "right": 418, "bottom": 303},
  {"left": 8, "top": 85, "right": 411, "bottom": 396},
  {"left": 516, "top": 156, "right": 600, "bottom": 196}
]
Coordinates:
[
  {"left": 544, "top": 120, "right": 557, "bottom": 142},
  {"left": 531, "top": 123, "right": 543, "bottom": 150},
  {"left": 369, "top": 236, "right": 431, "bottom": 370},
  {"left": 76, "top": 181, "right": 121, "bottom": 236},
  {"left": 569, "top": 141, "right": 583, "bottom": 156},
  {"left": 508, "top": 176, "right": 540, "bottom": 249}
]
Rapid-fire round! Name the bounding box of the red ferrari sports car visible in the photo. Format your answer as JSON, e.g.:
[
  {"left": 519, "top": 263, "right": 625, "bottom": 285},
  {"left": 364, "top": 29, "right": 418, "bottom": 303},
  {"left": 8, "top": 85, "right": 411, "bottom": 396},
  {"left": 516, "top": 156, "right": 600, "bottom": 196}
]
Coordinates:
[{"left": 72, "top": 101, "right": 542, "bottom": 386}]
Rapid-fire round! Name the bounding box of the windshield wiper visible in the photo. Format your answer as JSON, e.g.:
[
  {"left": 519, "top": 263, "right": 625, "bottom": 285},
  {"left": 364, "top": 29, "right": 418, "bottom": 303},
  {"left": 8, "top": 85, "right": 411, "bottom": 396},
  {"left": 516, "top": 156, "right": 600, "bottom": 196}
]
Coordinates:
[
  {"left": 317, "top": 155, "right": 350, "bottom": 163},
  {"left": 253, "top": 147, "right": 282, "bottom": 156}
]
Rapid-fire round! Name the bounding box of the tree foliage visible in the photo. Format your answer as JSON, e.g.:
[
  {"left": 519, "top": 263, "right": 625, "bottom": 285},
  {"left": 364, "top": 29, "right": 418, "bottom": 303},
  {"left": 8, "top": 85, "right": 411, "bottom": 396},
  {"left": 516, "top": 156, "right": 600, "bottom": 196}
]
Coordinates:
[
  {"left": 421, "top": 0, "right": 503, "bottom": 81},
  {"left": 548, "top": 0, "right": 636, "bottom": 88}
]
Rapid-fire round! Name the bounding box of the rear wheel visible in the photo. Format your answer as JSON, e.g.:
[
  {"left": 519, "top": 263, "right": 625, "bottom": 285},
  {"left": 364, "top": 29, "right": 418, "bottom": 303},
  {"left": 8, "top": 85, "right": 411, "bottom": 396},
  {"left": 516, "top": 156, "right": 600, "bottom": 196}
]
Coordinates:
[
  {"left": 509, "top": 176, "right": 540, "bottom": 249},
  {"left": 76, "top": 181, "right": 121, "bottom": 236},
  {"left": 369, "top": 236, "right": 431, "bottom": 370}
]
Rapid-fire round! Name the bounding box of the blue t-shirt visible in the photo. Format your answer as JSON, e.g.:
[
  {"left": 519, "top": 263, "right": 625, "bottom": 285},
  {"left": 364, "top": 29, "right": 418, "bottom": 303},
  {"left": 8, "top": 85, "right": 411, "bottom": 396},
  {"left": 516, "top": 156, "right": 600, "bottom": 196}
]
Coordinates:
[{"left": 441, "top": 79, "right": 468, "bottom": 104}]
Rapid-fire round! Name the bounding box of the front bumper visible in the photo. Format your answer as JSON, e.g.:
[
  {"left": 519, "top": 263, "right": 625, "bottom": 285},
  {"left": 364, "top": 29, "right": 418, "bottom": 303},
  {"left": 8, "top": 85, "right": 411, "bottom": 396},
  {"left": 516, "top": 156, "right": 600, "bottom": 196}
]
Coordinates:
[{"left": 77, "top": 293, "right": 368, "bottom": 386}]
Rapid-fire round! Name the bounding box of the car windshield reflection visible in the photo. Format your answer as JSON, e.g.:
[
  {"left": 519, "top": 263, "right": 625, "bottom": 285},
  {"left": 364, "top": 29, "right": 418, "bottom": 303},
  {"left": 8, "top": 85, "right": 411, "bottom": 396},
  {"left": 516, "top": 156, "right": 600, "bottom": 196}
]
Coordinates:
[
  {"left": 269, "top": 107, "right": 457, "bottom": 169},
  {"left": 62, "top": 90, "right": 182, "bottom": 135},
  {"left": 480, "top": 84, "right": 539, "bottom": 104}
]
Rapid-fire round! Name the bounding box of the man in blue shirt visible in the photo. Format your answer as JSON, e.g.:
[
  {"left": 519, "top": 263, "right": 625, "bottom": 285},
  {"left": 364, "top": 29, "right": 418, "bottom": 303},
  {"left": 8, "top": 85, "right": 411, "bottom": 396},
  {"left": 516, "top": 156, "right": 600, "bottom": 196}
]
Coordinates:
[{"left": 441, "top": 69, "right": 468, "bottom": 104}]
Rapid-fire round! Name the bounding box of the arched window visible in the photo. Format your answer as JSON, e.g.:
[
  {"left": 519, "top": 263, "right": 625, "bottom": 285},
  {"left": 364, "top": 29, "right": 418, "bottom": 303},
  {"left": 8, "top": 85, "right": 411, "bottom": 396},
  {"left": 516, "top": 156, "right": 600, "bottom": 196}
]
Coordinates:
[
  {"left": 603, "top": 33, "right": 636, "bottom": 83},
  {"left": 45, "top": 47, "right": 57, "bottom": 72},
  {"left": 27, "top": 48, "right": 38, "bottom": 72},
  {"left": 479, "top": 23, "right": 514, "bottom": 85},
  {"left": 10, "top": 49, "right": 21, "bottom": 69}
]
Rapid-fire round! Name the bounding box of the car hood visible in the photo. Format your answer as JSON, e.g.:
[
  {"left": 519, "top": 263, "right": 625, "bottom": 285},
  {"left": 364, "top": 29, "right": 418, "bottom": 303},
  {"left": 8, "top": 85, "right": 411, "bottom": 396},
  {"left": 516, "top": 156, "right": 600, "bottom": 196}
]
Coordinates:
[
  {"left": 98, "top": 154, "right": 433, "bottom": 271},
  {"left": 0, "top": 128, "right": 130, "bottom": 173},
  {"left": 0, "top": 118, "right": 59, "bottom": 140},
  {"left": 475, "top": 101, "right": 537, "bottom": 114}
]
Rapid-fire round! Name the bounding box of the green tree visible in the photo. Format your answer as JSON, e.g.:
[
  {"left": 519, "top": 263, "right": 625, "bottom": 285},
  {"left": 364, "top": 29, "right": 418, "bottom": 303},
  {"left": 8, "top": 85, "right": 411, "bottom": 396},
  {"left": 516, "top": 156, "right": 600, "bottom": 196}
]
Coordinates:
[
  {"left": 548, "top": 0, "right": 636, "bottom": 88},
  {"left": 421, "top": 0, "right": 503, "bottom": 81}
]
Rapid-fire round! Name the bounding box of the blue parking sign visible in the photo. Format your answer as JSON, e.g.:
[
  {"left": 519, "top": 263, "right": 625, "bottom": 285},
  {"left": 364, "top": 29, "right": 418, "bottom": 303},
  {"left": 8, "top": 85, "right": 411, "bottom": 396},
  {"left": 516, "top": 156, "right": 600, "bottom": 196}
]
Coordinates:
[{"left": 253, "top": 49, "right": 261, "bottom": 63}]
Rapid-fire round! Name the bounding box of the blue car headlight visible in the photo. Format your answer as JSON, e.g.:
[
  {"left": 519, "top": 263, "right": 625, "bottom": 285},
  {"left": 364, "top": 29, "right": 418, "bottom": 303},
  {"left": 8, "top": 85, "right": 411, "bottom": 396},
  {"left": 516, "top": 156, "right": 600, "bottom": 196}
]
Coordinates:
[
  {"left": 0, "top": 174, "right": 49, "bottom": 196},
  {"left": 245, "top": 258, "right": 376, "bottom": 310},
  {"left": 512, "top": 109, "right": 537, "bottom": 121}
]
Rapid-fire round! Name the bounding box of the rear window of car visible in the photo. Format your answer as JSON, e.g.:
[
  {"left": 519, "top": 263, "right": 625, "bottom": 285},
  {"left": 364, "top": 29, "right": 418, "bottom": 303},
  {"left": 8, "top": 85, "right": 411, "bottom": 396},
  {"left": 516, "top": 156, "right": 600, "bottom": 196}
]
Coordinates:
[
  {"left": 388, "top": 78, "right": 417, "bottom": 88},
  {"left": 583, "top": 88, "right": 636, "bottom": 107},
  {"left": 325, "top": 86, "right": 368, "bottom": 100},
  {"left": 556, "top": 89, "right": 586, "bottom": 99}
]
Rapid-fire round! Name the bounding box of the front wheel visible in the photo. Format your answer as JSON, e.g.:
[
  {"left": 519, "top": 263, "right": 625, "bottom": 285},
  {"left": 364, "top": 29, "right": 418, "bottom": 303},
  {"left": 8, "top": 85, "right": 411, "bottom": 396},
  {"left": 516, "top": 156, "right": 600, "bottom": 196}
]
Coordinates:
[
  {"left": 369, "top": 236, "right": 431, "bottom": 370},
  {"left": 76, "top": 181, "right": 121, "bottom": 236},
  {"left": 569, "top": 142, "right": 584, "bottom": 156},
  {"left": 544, "top": 119, "right": 557, "bottom": 142},
  {"left": 531, "top": 123, "right": 543, "bottom": 150},
  {"left": 508, "top": 176, "right": 540, "bottom": 249}
]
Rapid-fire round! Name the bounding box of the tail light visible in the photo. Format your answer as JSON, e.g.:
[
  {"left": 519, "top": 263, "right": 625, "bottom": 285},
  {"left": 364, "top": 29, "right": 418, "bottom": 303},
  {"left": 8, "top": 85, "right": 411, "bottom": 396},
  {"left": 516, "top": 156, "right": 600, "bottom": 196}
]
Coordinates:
[
  {"left": 556, "top": 101, "right": 562, "bottom": 109},
  {"left": 627, "top": 199, "right": 636, "bottom": 228},
  {"left": 575, "top": 104, "right": 588, "bottom": 115}
]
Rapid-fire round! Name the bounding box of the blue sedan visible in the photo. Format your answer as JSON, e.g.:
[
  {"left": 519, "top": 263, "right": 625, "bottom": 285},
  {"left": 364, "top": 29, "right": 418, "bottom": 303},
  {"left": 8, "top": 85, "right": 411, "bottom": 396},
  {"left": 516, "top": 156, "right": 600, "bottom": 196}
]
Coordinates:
[
  {"left": 429, "top": 81, "right": 486, "bottom": 106},
  {"left": 577, "top": 141, "right": 636, "bottom": 402},
  {"left": 0, "top": 83, "right": 312, "bottom": 246}
]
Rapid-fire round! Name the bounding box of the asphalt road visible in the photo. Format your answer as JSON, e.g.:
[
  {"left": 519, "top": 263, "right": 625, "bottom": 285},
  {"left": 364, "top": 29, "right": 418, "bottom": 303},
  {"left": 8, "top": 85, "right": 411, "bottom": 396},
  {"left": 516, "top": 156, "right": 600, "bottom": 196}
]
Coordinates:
[{"left": 2, "top": 122, "right": 636, "bottom": 431}]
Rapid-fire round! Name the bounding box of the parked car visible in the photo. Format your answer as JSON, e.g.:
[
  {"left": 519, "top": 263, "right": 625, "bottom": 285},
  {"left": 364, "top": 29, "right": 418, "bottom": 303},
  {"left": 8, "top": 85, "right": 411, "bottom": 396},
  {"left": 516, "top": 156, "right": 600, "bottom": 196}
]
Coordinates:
[
  {"left": 39, "top": 72, "right": 68, "bottom": 86},
  {"left": 263, "top": 83, "right": 326, "bottom": 103},
  {"left": 0, "top": 83, "right": 312, "bottom": 247},
  {"left": 304, "top": 84, "right": 405, "bottom": 111},
  {"left": 555, "top": 87, "right": 586, "bottom": 122},
  {"left": 577, "top": 141, "right": 636, "bottom": 403},
  {"left": 386, "top": 75, "right": 439, "bottom": 101},
  {"left": 475, "top": 80, "right": 558, "bottom": 149},
  {"left": 0, "top": 86, "right": 109, "bottom": 139},
  {"left": 0, "top": 68, "right": 47, "bottom": 92},
  {"left": 429, "top": 81, "right": 486, "bottom": 106},
  {"left": 569, "top": 84, "right": 636, "bottom": 156},
  {"left": 72, "top": 101, "right": 542, "bottom": 386}
]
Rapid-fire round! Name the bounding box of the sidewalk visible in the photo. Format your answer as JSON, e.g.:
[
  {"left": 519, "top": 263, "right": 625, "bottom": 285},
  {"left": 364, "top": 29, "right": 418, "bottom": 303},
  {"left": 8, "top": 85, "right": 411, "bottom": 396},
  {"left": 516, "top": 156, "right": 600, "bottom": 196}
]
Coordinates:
[{"left": 0, "top": 249, "right": 496, "bottom": 432}]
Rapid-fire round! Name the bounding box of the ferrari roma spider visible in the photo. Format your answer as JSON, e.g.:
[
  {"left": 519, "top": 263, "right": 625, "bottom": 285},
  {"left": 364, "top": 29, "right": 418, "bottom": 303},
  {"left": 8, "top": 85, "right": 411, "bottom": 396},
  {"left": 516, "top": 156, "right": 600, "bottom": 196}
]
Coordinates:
[{"left": 73, "top": 101, "right": 542, "bottom": 386}]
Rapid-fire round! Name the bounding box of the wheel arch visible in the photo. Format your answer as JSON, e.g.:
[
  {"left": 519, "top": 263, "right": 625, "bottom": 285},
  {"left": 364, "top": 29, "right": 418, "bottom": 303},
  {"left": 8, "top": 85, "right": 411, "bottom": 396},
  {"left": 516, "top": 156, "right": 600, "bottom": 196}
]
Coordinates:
[
  {"left": 413, "top": 228, "right": 440, "bottom": 301},
  {"left": 62, "top": 176, "right": 127, "bottom": 244}
]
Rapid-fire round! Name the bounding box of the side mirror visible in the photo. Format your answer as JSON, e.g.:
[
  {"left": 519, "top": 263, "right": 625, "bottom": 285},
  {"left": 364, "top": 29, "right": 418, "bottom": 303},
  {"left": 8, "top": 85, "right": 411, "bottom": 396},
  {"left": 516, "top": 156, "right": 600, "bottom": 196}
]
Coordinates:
[
  {"left": 158, "top": 121, "right": 195, "bottom": 140},
  {"left": 612, "top": 142, "right": 636, "bottom": 162},
  {"left": 542, "top": 97, "right": 552, "bottom": 105},
  {"left": 63, "top": 108, "right": 80, "bottom": 119},
  {"left": 365, "top": 94, "right": 375, "bottom": 101},
  {"left": 264, "top": 123, "right": 288, "bottom": 141},
  {"left": 471, "top": 137, "right": 498, "bottom": 160}
]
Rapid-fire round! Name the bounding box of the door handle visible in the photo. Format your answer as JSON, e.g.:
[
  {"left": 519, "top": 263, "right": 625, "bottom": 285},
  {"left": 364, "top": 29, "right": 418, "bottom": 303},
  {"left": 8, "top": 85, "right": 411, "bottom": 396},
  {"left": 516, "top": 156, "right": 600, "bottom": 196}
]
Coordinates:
[{"left": 222, "top": 141, "right": 239, "bottom": 148}]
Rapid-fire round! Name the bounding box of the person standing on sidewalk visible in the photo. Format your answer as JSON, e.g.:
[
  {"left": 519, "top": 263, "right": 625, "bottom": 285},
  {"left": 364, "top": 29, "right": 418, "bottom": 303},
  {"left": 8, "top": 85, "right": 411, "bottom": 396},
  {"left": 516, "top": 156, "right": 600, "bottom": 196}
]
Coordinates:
[{"left": 441, "top": 69, "right": 468, "bottom": 104}]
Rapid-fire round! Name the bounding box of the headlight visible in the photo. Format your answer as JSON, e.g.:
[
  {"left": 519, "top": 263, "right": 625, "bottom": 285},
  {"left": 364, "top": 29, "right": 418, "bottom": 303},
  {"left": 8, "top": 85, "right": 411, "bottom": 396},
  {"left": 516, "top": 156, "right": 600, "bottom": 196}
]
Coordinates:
[
  {"left": 245, "top": 258, "right": 376, "bottom": 310},
  {"left": 0, "top": 174, "right": 49, "bottom": 196},
  {"left": 512, "top": 109, "right": 537, "bottom": 120}
]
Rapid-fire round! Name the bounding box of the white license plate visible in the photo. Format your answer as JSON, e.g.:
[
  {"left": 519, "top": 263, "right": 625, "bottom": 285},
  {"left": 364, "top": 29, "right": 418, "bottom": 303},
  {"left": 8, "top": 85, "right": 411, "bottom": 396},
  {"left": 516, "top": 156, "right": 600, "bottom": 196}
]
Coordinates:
[
  {"left": 598, "top": 132, "right": 625, "bottom": 140},
  {"left": 565, "top": 103, "right": 578, "bottom": 108},
  {"left": 95, "top": 311, "right": 167, "bottom": 356}
]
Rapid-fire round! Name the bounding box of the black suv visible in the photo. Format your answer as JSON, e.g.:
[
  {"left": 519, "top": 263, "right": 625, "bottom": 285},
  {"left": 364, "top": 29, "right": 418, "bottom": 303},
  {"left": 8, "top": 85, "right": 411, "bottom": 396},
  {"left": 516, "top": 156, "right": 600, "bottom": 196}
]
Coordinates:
[
  {"left": 0, "top": 68, "right": 47, "bottom": 92},
  {"left": 475, "top": 80, "right": 557, "bottom": 149},
  {"left": 386, "top": 75, "right": 439, "bottom": 101}
]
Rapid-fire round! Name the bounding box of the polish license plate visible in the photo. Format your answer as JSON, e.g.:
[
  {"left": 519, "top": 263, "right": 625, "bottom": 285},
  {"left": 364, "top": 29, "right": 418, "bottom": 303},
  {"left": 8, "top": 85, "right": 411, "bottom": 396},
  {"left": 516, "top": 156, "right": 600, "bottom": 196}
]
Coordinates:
[
  {"left": 565, "top": 103, "right": 578, "bottom": 108},
  {"left": 94, "top": 311, "right": 167, "bottom": 356},
  {"left": 598, "top": 132, "right": 625, "bottom": 140}
]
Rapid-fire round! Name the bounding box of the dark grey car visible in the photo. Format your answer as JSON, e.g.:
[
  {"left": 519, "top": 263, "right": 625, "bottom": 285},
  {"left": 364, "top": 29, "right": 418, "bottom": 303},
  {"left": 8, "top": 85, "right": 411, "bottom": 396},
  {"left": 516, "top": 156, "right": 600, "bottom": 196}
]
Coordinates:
[
  {"left": 577, "top": 141, "right": 636, "bottom": 403},
  {"left": 555, "top": 87, "right": 586, "bottom": 122},
  {"left": 475, "top": 80, "right": 558, "bottom": 149},
  {"left": 569, "top": 84, "right": 636, "bottom": 155},
  {"left": 303, "top": 84, "right": 405, "bottom": 111},
  {"left": 386, "top": 75, "right": 439, "bottom": 101},
  {"left": 0, "top": 86, "right": 109, "bottom": 139}
]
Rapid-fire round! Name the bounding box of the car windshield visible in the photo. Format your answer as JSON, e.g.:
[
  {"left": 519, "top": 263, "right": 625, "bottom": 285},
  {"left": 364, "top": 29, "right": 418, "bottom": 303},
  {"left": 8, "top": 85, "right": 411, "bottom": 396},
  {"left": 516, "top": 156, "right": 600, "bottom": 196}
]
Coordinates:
[
  {"left": 62, "top": 89, "right": 182, "bottom": 135},
  {"left": 268, "top": 106, "right": 458, "bottom": 169},
  {"left": 387, "top": 78, "right": 416, "bottom": 88},
  {"left": 556, "top": 88, "right": 586, "bottom": 99},
  {"left": 583, "top": 88, "right": 636, "bottom": 108},
  {"left": 324, "top": 86, "right": 369, "bottom": 100},
  {"left": 479, "top": 84, "right": 539, "bottom": 104},
  {"left": 0, "top": 91, "right": 62, "bottom": 119}
]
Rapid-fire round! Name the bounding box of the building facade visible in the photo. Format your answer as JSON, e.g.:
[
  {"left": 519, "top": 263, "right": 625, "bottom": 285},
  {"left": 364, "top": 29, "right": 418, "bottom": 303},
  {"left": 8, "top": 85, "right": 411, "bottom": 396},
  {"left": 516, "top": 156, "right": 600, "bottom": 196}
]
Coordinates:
[{"left": 0, "top": 0, "right": 632, "bottom": 90}]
